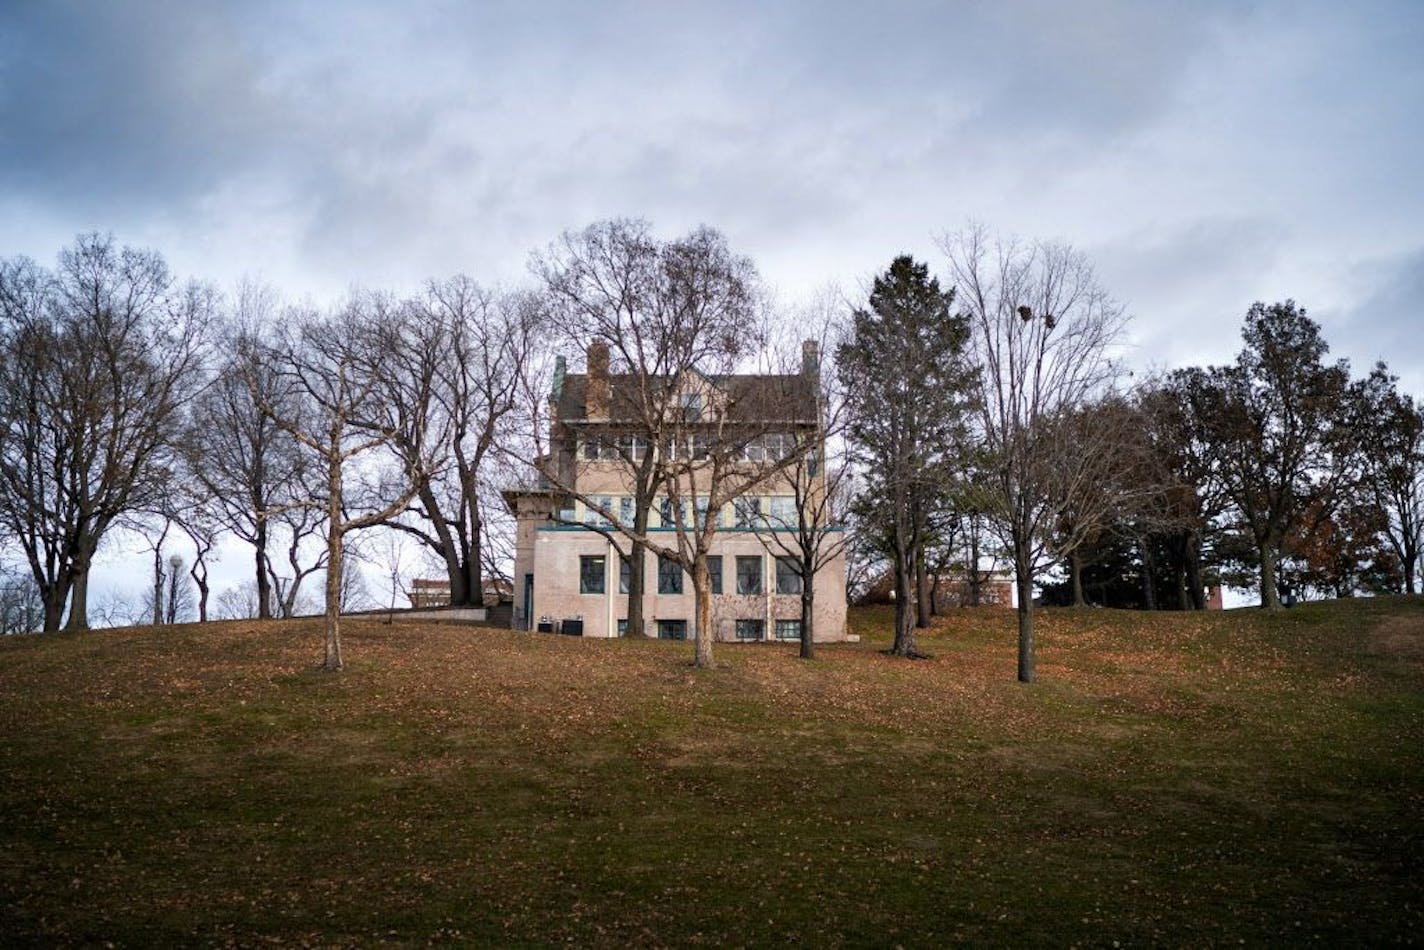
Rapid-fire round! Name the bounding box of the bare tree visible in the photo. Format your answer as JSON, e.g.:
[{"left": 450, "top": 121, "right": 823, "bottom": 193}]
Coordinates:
[
  {"left": 0, "top": 235, "right": 212, "bottom": 631},
  {"left": 254, "top": 294, "right": 446, "bottom": 669},
  {"left": 0, "top": 563, "right": 43, "bottom": 635},
  {"left": 749, "top": 312, "right": 853, "bottom": 660},
  {"left": 384, "top": 279, "right": 539, "bottom": 607},
  {"left": 941, "top": 225, "right": 1128, "bottom": 682},
  {"left": 1351, "top": 363, "right": 1424, "bottom": 594}
]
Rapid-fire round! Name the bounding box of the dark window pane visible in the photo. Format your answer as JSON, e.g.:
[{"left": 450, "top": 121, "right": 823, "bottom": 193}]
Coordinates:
[
  {"left": 657, "top": 619, "right": 687, "bottom": 640},
  {"left": 706, "top": 555, "right": 723, "bottom": 595},
  {"left": 579, "top": 555, "right": 606, "bottom": 594},
  {"left": 776, "top": 557, "right": 802, "bottom": 595},
  {"left": 619, "top": 556, "right": 631, "bottom": 594},
  {"left": 736, "top": 619, "right": 765, "bottom": 640},
  {"left": 775, "top": 619, "right": 801, "bottom": 641},
  {"left": 658, "top": 555, "right": 683, "bottom": 595},
  {"left": 736, "top": 555, "right": 762, "bottom": 595}
]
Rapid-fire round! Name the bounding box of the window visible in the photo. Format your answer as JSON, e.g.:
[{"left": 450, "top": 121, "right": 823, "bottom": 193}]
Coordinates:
[
  {"left": 768, "top": 496, "right": 798, "bottom": 527},
  {"left": 619, "top": 496, "right": 636, "bottom": 525},
  {"left": 658, "top": 555, "right": 683, "bottom": 595},
  {"left": 706, "top": 555, "right": 723, "bottom": 595},
  {"left": 694, "top": 496, "right": 713, "bottom": 529},
  {"left": 736, "top": 555, "right": 763, "bottom": 595},
  {"left": 681, "top": 392, "right": 703, "bottom": 422},
  {"left": 584, "top": 496, "right": 612, "bottom": 525},
  {"left": 742, "top": 439, "right": 766, "bottom": 462},
  {"left": 736, "top": 619, "right": 765, "bottom": 640},
  {"left": 617, "top": 435, "right": 648, "bottom": 461},
  {"left": 617, "top": 618, "right": 628, "bottom": 637},
  {"left": 733, "top": 496, "right": 761, "bottom": 529},
  {"left": 657, "top": 619, "right": 687, "bottom": 640},
  {"left": 764, "top": 432, "right": 796, "bottom": 461},
  {"left": 776, "top": 557, "right": 802, "bottom": 595},
  {"left": 659, "top": 497, "right": 686, "bottom": 529},
  {"left": 579, "top": 555, "right": 606, "bottom": 594},
  {"left": 619, "top": 555, "right": 631, "bottom": 594},
  {"left": 775, "top": 619, "right": 802, "bottom": 641},
  {"left": 582, "top": 436, "right": 601, "bottom": 461}
]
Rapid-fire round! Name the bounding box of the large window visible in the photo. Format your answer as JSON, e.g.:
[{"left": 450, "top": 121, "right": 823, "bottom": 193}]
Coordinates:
[
  {"left": 619, "top": 555, "right": 631, "bottom": 594},
  {"left": 706, "top": 555, "right": 723, "bottom": 595},
  {"left": 733, "top": 496, "right": 761, "bottom": 529},
  {"left": 736, "top": 555, "right": 763, "bottom": 595},
  {"left": 657, "top": 619, "right": 687, "bottom": 641},
  {"left": 735, "top": 619, "right": 765, "bottom": 640},
  {"left": 776, "top": 557, "right": 802, "bottom": 595},
  {"left": 579, "top": 555, "right": 606, "bottom": 594},
  {"left": 619, "top": 496, "right": 636, "bottom": 524},
  {"left": 659, "top": 497, "right": 687, "bottom": 529},
  {"left": 768, "top": 496, "right": 798, "bottom": 526},
  {"left": 658, "top": 555, "right": 683, "bottom": 595},
  {"left": 584, "top": 496, "right": 612, "bottom": 525},
  {"left": 775, "top": 619, "right": 802, "bottom": 641}
]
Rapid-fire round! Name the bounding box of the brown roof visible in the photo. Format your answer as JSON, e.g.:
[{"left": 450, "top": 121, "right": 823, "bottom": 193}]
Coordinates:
[{"left": 556, "top": 372, "right": 818, "bottom": 424}]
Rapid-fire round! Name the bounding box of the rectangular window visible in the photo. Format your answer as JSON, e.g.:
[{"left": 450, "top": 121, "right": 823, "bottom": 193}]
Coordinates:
[
  {"left": 579, "top": 555, "right": 606, "bottom": 594},
  {"left": 658, "top": 555, "right": 683, "bottom": 595},
  {"left": 776, "top": 556, "right": 802, "bottom": 595},
  {"left": 735, "top": 619, "right": 765, "bottom": 640},
  {"left": 659, "top": 497, "right": 686, "bottom": 529},
  {"left": 584, "top": 496, "right": 612, "bottom": 525},
  {"left": 706, "top": 555, "right": 723, "bottom": 595},
  {"left": 768, "top": 496, "right": 798, "bottom": 526},
  {"left": 733, "top": 496, "right": 761, "bottom": 529},
  {"left": 681, "top": 392, "right": 703, "bottom": 422},
  {"left": 619, "top": 496, "right": 636, "bottom": 525},
  {"left": 742, "top": 438, "right": 766, "bottom": 462},
  {"left": 764, "top": 432, "right": 796, "bottom": 461},
  {"left": 582, "top": 436, "right": 600, "bottom": 460},
  {"left": 657, "top": 619, "right": 687, "bottom": 641},
  {"left": 775, "top": 619, "right": 802, "bottom": 641},
  {"left": 617, "top": 435, "right": 648, "bottom": 461},
  {"left": 617, "top": 618, "right": 628, "bottom": 637},
  {"left": 619, "top": 555, "right": 631, "bottom": 594},
  {"left": 736, "top": 555, "right": 763, "bottom": 595}
]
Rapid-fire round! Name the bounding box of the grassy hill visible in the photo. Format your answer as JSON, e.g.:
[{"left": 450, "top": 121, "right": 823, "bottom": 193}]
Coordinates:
[{"left": 2, "top": 600, "right": 1421, "bottom": 945}]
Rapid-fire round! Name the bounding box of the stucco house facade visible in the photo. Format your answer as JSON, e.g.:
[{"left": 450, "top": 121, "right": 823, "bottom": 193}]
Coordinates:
[{"left": 503, "top": 342, "right": 848, "bottom": 642}]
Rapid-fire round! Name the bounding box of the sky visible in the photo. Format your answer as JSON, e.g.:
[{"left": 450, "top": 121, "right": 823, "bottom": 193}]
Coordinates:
[{"left": 2, "top": 0, "right": 1422, "bottom": 610}]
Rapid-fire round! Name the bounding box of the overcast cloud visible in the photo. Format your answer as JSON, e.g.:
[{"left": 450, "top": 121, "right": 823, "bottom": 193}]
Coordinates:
[{"left": 4, "top": 0, "right": 1421, "bottom": 390}]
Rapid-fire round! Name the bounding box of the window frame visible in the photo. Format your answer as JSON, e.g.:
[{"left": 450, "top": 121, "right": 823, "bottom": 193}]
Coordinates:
[
  {"left": 705, "top": 555, "right": 723, "bottom": 595},
  {"left": 775, "top": 619, "right": 802, "bottom": 641},
  {"left": 658, "top": 555, "right": 684, "bottom": 595},
  {"left": 776, "top": 556, "right": 802, "bottom": 595},
  {"left": 735, "top": 555, "right": 763, "bottom": 595},
  {"left": 579, "top": 554, "right": 606, "bottom": 595},
  {"left": 735, "top": 618, "right": 765, "bottom": 640}
]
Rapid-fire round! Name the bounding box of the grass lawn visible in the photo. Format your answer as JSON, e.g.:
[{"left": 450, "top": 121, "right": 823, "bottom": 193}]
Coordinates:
[{"left": 2, "top": 599, "right": 1421, "bottom": 945}]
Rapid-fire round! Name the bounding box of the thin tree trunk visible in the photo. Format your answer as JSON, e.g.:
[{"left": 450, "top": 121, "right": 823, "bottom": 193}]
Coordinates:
[
  {"left": 968, "top": 528, "right": 982, "bottom": 607},
  {"left": 692, "top": 556, "right": 713, "bottom": 669},
  {"left": 323, "top": 453, "right": 344, "bottom": 670},
  {"left": 1185, "top": 530, "right": 1206, "bottom": 610},
  {"left": 255, "top": 517, "right": 273, "bottom": 620},
  {"left": 152, "top": 545, "right": 165, "bottom": 626},
  {"left": 1014, "top": 534, "right": 1034, "bottom": 683},
  {"left": 1069, "top": 549, "right": 1085, "bottom": 607},
  {"left": 625, "top": 496, "right": 651, "bottom": 638},
  {"left": 1140, "top": 539, "right": 1157, "bottom": 611},
  {"left": 915, "top": 548, "right": 932, "bottom": 628},
  {"left": 799, "top": 561, "right": 815, "bottom": 661}
]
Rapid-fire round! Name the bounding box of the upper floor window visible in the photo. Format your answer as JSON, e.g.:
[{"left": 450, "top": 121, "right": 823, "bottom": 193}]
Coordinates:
[
  {"left": 768, "top": 496, "right": 798, "bottom": 527},
  {"left": 733, "top": 496, "right": 762, "bottom": 529},
  {"left": 584, "top": 496, "right": 613, "bottom": 525},
  {"left": 681, "top": 392, "right": 704, "bottom": 422}
]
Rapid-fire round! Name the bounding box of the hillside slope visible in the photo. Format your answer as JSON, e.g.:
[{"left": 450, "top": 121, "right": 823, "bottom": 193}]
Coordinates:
[{"left": 2, "top": 600, "right": 1421, "bottom": 944}]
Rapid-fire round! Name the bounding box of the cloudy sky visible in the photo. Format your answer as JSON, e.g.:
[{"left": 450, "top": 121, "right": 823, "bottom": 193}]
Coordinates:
[
  {"left": 3, "top": 0, "right": 1422, "bottom": 388},
  {"left": 2, "top": 0, "right": 1422, "bottom": 605}
]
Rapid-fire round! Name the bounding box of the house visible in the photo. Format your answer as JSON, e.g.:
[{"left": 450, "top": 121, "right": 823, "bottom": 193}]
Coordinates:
[{"left": 502, "top": 341, "right": 848, "bottom": 642}]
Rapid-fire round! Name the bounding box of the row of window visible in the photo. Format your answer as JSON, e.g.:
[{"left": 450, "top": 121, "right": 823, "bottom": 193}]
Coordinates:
[
  {"left": 581, "top": 495, "right": 802, "bottom": 529},
  {"left": 579, "top": 553, "right": 803, "bottom": 596},
  {"left": 615, "top": 618, "right": 802, "bottom": 641},
  {"left": 580, "top": 432, "right": 808, "bottom": 465}
]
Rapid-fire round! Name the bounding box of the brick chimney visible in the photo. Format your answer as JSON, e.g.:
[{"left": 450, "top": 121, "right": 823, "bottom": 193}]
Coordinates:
[
  {"left": 801, "top": 339, "right": 820, "bottom": 378},
  {"left": 586, "top": 341, "right": 610, "bottom": 418}
]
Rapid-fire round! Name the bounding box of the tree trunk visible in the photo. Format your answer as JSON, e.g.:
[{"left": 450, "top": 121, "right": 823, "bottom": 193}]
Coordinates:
[
  {"left": 967, "top": 528, "right": 982, "bottom": 607},
  {"left": 1139, "top": 539, "right": 1157, "bottom": 611},
  {"left": 41, "top": 583, "right": 65, "bottom": 633},
  {"left": 890, "top": 543, "right": 918, "bottom": 657},
  {"left": 625, "top": 498, "right": 652, "bottom": 638},
  {"left": 692, "top": 556, "right": 713, "bottom": 669},
  {"left": 915, "top": 548, "right": 932, "bottom": 628},
  {"left": 323, "top": 453, "right": 344, "bottom": 670},
  {"left": 1259, "top": 543, "right": 1281, "bottom": 609},
  {"left": 152, "top": 545, "right": 165, "bottom": 626},
  {"left": 1069, "top": 549, "right": 1085, "bottom": 607},
  {"left": 1014, "top": 535, "right": 1034, "bottom": 683},
  {"left": 64, "top": 567, "right": 90, "bottom": 632},
  {"left": 799, "top": 560, "right": 815, "bottom": 661},
  {"left": 1184, "top": 530, "right": 1206, "bottom": 610},
  {"left": 255, "top": 516, "right": 273, "bottom": 620}
]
